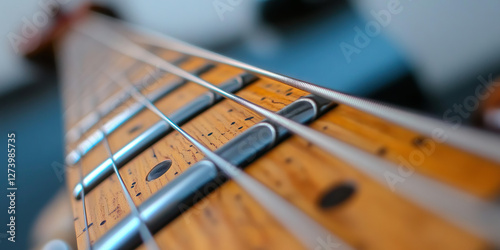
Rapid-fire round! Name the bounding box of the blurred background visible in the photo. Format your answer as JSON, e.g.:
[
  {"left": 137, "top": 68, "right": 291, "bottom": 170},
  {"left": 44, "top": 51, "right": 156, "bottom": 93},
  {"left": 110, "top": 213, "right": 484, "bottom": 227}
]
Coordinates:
[{"left": 1, "top": 0, "right": 500, "bottom": 249}]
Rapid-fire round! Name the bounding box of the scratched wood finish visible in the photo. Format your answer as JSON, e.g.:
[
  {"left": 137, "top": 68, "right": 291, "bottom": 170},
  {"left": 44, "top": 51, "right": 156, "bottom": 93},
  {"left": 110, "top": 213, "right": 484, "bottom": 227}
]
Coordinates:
[
  {"left": 311, "top": 106, "right": 500, "bottom": 198},
  {"left": 66, "top": 71, "right": 309, "bottom": 247},
  {"left": 146, "top": 105, "right": 498, "bottom": 250},
  {"left": 77, "top": 63, "right": 244, "bottom": 175},
  {"left": 68, "top": 69, "right": 500, "bottom": 249},
  {"left": 60, "top": 25, "right": 500, "bottom": 250}
]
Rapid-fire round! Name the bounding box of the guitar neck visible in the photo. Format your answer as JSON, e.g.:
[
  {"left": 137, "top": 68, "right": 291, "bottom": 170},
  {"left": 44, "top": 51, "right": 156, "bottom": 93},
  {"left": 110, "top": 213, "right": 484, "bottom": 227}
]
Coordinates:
[{"left": 60, "top": 13, "right": 500, "bottom": 250}]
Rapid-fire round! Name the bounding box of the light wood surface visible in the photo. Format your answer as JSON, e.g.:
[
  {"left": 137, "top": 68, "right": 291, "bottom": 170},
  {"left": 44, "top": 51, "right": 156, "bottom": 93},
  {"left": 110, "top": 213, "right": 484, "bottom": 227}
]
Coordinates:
[{"left": 60, "top": 17, "right": 500, "bottom": 250}]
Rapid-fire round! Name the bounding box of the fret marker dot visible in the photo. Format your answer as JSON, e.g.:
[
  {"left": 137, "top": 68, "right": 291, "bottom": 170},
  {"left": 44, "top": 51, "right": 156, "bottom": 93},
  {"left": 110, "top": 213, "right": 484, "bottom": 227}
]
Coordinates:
[
  {"left": 128, "top": 124, "right": 143, "bottom": 134},
  {"left": 377, "top": 147, "right": 388, "bottom": 156},
  {"left": 412, "top": 136, "right": 427, "bottom": 147},
  {"left": 146, "top": 159, "right": 172, "bottom": 181},
  {"left": 318, "top": 182, "right": 356, "bottom": 209}
]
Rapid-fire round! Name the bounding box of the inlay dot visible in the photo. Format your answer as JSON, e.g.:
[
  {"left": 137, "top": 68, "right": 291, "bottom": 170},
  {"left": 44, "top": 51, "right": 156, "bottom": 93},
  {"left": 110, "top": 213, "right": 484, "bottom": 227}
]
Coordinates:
[
  {"left": 318, "top": 182, "right": 356, "bottom": 209},
  {"left": 146, "top": 159, "right": 172, "bottom": 181}
]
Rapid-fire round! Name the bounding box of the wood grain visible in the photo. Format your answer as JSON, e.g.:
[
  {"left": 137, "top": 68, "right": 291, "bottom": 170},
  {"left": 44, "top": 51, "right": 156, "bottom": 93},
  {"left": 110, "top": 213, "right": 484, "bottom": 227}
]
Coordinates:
[
  {"left": 141, "top": 93, "right": 497, "bottom": 250},
  {"left": 60, "top": 20, "right": 500, "bottom": 250},
  {"left": 66, "top": 69, "right": 308, "bottom": 247},
  {"left": 311, "top": 105, "right": 500, "bottom": 198},
  {"left": 77, "top": 59, "right": 245, "bottom": 175}
]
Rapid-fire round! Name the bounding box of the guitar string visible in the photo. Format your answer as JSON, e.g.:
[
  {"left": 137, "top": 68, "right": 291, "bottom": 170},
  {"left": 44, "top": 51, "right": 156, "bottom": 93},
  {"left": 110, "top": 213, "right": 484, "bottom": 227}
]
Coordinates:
[
  {"left": 66, "top": 41, "right": 188, "bottom": 143},
  {"left": 64, "top": 33, "right": 149, "bottom": 124},
  {"left": 111, "top": 15, "right": 500, "bottom": 165},
  {"left": 57, "top": 36, "right": 92, "bottom": 250},
  {"left": 68, "top": 24, "right": 349, "bottom": 249},
  {"left": 74, "top": 19, "right": 500, "bottom": 245},
  {"left": 60, "top": 32, "right": 96, "bottom": 86},
  {"left": 64, "top": 51, "right": 126, "bottom": 128},
  {"left": 67, "top": 50, "right": 187, "bottom": 148},
  {"left": 104, "top": 68, "right": 352, "bottom": 250},
  {"left": 73, "top": 37, "right": 161, "bottom": 249},
  {"left": 60, "top": 38, "right": 145, "bottom": 249},
  {"left": 78, "top": 160, "right": 93, "bottom": 250},
  {"left": 100, "top": 126, "right": 160, "bottom": 250},
  {"left": 72, "top": 35, "right": 110, "bottom": 83},
  {"left": 63, "top": 63, "right": 120, "bottom": 143},
  {"left": 64, "top": 41, "right": 160, "bottom": 249},
  {"left": 66, "top": 57, "right": 144, "bottom": 145},
  {"left": 63, "top": 36, "right": 113, "bottom": 117}
]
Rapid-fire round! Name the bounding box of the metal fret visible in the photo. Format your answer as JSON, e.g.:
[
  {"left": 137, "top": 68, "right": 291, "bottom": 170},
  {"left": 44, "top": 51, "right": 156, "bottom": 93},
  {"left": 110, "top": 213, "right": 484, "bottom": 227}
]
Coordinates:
[
  {"left": 66, "top": 62, "right": 214, "bottom": 165},
  {"left": 63, "top": 43, "right": 127, "bottom": 131},
  {"left": 65, "top": 64, "right": 137, "bottom": 143},
  {"left": 72, "top": 72, "right": 257, "bottom": 198},
  {"left": 62, "top": 49, "right": 112, "bottom": 132},
  {"left": 106, "top": 63, "right": 349, "bottom": 250},
  {"left": 74, "top": 18, "right": 500, "bottom": 245},
  {"left": 65, "top": 60, "right": 140, "bottom": 144},
  {"left": 93, "top": 96, "right": 335, "bottom": 249},
  {"left": 100, "top": 128, "right": 159, "bottom": 250},
  {"left": 93, "top": 160, "right": 217, "bottom": 249},
  {"left": 65, "top": 55, "right": 189, "bottom": 145},
  {"left": 63, "top": 38, "right": 160, "bottom": 249},
  {"left": 78, "top": 161, "right": 92, "bottom": 250},
  {"left": 71, "top": 34, "right": 116, "bottom": 87},
  {"left": 57, "top": 39, "right": 93, "bottom": 249},
  {"left": 120, "top": 17, "right": 500, "bottom": 165}
]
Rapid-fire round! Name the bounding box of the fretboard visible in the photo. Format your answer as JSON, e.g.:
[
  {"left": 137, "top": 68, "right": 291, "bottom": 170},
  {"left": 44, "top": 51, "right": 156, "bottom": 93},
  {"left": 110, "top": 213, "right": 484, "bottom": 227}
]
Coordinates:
[{"left": 60, "top": 13, "right": 500, "bottom": 250}]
